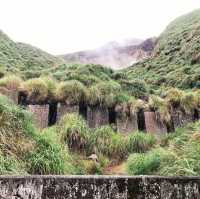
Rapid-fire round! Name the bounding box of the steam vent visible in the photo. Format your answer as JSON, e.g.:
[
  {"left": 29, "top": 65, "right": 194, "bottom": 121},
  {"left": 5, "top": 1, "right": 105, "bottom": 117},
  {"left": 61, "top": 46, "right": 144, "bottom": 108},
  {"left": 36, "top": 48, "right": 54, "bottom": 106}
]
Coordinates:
[{"left": 0, "top": 176, "right": 200, "bottom": 198}]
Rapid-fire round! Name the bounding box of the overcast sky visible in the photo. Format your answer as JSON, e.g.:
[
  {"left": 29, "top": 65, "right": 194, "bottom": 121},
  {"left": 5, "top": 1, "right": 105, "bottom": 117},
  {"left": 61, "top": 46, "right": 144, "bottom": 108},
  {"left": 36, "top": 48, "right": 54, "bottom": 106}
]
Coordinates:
[{"left": 0, "top": 0, "right": 200, "bottom": 54}]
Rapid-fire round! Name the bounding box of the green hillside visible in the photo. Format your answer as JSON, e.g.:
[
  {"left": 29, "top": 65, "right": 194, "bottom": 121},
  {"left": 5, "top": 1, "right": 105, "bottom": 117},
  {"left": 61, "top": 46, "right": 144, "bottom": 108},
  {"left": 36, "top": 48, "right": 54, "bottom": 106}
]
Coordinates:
[
  {"left": 0, "top": 30, "right": 64, "bottom": 76},
  {"left": 122, "top": 9, "right": 200, "bottom": 90}
]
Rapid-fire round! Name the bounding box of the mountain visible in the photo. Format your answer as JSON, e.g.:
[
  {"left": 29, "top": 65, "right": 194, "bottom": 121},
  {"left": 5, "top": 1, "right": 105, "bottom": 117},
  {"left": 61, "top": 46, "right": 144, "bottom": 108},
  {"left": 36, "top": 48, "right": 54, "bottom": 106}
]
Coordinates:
[
  {"left": 0, "top": 30, "right": 64, "bottom": 75},
  {"left": 61, "top": 38, "right": 156, "bottom": 69},
  {"left": 122, "top": 9, "right": 200, "bottom": 90}
]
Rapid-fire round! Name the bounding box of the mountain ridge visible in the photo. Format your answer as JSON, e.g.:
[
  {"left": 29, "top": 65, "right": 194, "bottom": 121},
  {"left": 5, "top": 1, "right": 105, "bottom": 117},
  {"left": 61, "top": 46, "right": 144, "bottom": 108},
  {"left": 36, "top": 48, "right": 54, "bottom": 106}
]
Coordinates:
[{"left": 61, "top": 38, "right": 156, "bottom": 69}]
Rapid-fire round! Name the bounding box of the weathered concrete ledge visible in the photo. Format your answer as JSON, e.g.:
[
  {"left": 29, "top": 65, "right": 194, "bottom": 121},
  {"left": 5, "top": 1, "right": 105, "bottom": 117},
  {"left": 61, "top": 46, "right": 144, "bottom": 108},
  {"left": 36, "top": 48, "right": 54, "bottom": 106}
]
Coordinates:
[{"left": 0, "top": 175, "right": 200, "bottom": 198}]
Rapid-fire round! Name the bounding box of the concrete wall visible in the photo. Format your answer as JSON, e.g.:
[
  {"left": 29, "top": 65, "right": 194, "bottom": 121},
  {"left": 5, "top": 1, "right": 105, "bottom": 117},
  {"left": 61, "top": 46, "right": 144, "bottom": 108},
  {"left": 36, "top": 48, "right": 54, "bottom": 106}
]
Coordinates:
[
  {"left": 144, "top": 112, "right": 167, "bottom": 138},
  {"left": 0, "top": 176, "right": 199, "bottom": 199},
  {"left": 0, "top": 87, "right": 18, "bottom": 104},
  {"left": 57, "top": 103, "right": 79, "bottom": 122},
  {"left": 27, "top": 105, "right": 49, "bottom": 129},
  {"left": 116, "top": 113, "right": 138, "bottom": 134},
  {"left": 170, "top": 108, "right": 194, "bottom": 129},
  {"left": 87, "top": 106, "right": 109, "bottom": 128}
]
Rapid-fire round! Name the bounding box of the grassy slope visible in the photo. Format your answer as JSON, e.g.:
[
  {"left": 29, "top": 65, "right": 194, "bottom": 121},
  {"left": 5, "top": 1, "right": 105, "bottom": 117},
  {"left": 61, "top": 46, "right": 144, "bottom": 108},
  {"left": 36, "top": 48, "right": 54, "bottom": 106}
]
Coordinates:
[
  {"left": 123, "top": 9, "right": 200, "bottom": 90},
  {"left": 0, "top": 30, "right": 64, "bottom": 75}
]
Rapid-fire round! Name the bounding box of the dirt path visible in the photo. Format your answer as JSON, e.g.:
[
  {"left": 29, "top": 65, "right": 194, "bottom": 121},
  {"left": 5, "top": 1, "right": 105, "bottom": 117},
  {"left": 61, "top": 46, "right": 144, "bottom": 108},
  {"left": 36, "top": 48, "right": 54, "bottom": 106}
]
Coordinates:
[{"left": 104, "top": 162, "right": 127, "bottom": 175}]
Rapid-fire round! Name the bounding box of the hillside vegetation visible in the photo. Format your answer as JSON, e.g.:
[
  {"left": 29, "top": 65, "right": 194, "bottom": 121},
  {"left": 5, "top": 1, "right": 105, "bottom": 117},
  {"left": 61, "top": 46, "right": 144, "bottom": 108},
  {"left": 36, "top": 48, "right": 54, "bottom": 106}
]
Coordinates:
[
  {"left": 0, "top": 9, "right": 200, "bottom": 176},
  {"left": 0, "top": 30, "right": 64, "bottom": 76},
  {"left": 123, "top": 9, "right": 200, "bottom": 90}
]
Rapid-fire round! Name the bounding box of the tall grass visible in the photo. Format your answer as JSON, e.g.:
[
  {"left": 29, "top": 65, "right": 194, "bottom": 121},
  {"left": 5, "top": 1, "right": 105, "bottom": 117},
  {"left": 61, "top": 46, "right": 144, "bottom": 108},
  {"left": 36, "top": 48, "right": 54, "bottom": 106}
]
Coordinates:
[
  {"left": 90, "top": 126, "right": 126, "bottom": 159},
  {"left": 0, "top": 75, "right": 22, "bottom": 90},
  {"left": 127, "top": 132, "right": 156, "bottom": 153},
  {"left": 87, "top": 81, "right": 121, "bottom": 107},
  {"left": 56, "top": 80, "right": 86, "bottom": 104},
  {"left": 21, "top": 78, "right": 49, "bottom": 103},
  {"left": 26, "top": 127, "right": 76, "bottom": 175},
  {"left": 58, "top": 113, "right": 90, "bottom": 153},
  {"left": 126, "top": 148, "right": 174, "bottom": 175}
]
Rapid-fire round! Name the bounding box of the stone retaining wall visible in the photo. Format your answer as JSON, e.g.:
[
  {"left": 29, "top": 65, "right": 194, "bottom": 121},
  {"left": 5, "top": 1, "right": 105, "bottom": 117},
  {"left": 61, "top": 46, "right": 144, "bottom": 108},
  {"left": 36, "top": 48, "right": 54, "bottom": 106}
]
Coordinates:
[
  {"left": 27, "top": 105, "right": 49, "bottom": 129},
  {"left": 57, "top": 103, "right": 79, "bottom": 122},
  {"left": 144, "top": 112, "right": 167, "bottom": 138},
  {"left": 87, "top": 106, "right": 109, "bottom": 128},
  {"left": 0, "top": 87, "right": 18, "bottom": 104},
  {"left": 116, "top": 113, "right": 138, "bottom": 134},
  {"left": 0, "top": 176, "right": 199, "bottom": 199}
]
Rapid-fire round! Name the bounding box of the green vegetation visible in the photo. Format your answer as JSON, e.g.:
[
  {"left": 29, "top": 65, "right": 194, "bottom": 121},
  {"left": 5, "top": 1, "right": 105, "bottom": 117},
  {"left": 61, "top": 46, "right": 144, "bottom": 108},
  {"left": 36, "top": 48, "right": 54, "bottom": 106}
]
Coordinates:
[
  {"left": 87, "top": 81, "right": 121, "bottom": 107},
  {"left": 0, "top": 30, "right": 64, "bottom": 76},
  {"left": 0, "top": 9, "right": 200, "bottom": 176},
  {"left": 123, "top": 9, "right": 200, "bottom": 90},
  {"left": 56, "top": 80, "right": 86, "bottom": 104},
  {"left": 0, "top": 95, "right": 80, "bottom": 175},
  {"left": 21, "top": 78, "right": 49, "bottom": 103},
  {"left": 0, "top": 75, "right": 22, "bottom": 90},
  {"left": 126, "top": 121, "right": 200, "bottom": 176},
  {"left": 26, "top": 127, "right": 75, "bottom": 175},
  {"left": 58, "top": 114, "right": 90, "bottom": 153}
]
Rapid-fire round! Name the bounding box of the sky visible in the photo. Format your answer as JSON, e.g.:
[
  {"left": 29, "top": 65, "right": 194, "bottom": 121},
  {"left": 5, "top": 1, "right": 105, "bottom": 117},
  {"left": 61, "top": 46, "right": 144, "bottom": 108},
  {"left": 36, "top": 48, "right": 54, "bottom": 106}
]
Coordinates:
[{"left": 0, "top": 0, "right": 200, "bottom": 55}]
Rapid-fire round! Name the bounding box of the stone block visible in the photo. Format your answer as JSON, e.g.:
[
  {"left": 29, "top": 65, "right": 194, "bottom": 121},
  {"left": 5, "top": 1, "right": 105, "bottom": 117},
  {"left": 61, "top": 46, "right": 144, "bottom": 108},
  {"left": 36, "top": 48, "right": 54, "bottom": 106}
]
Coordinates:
[
  {"left": 116, "top": 113, "right": 138, "bottom": 134},
  {"left": 57, "top": 103, "right": 79, "bottom": 122},
  {"left": 27, "top": 104, "right": 49, "bottom": 129},
  {"left": 0, "top": 87, "right": 18, "bottom": 104},
  {"left": 87, "top": 106, "right": 109, "bottom": 128},
  {"left": 144, "top": 111, "right": 167, "bottom": 138},
  {"left": 0, "top": 176, "right": 200, "bottom": 198}
]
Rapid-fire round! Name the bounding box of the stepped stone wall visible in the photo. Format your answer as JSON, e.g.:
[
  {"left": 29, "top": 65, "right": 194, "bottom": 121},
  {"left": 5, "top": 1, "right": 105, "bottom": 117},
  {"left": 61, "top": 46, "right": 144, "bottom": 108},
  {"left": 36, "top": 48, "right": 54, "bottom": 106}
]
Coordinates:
[
  {"left": 57, "top": 103, "right": 79, "bottom": 121},
  {"left": 27, "top": 105, "right": 49, "bottom": 129},
  {"left": 87, "top": 106, "right": 109, "bottom": 128},
  {"left": 0, "top": 87, "right": 18, "bottom": 104},
  {"left": 144, "top": 112, "right": 167, "bottom": 137},
  {"left": 0, "top": 176, "right": 199, "bottom": 199},
  {"left": 116, "top": 113, "right": 138, "bottom": 134}
]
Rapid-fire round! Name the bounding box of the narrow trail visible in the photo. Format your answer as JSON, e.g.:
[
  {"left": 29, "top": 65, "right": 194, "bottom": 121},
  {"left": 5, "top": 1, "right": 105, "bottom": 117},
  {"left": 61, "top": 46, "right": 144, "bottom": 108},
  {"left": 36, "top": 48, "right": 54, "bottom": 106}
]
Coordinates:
[{"left": 104, "top": 162, "right": 126, "bottom": 175}]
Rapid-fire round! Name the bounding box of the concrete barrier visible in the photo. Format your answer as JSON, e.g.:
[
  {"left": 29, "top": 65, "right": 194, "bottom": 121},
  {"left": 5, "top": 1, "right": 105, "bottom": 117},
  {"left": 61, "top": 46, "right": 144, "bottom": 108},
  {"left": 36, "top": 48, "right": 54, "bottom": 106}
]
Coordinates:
[{"left": 0, "top": 175, "right": 199, "bottom": 199}]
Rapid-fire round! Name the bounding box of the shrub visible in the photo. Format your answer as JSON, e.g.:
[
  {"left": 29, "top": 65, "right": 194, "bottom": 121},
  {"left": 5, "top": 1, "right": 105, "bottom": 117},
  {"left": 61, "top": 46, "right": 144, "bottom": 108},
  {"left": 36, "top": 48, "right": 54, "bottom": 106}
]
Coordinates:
[
  {"left": 127, "top": 132, "right": 156, "bottom": 153},
  {"left": 126, "top": 148, "right": 170, "bottom": 175},
  {"left": 120, "top": 79, "right": 149, "bottom": 98},
  {"left": 0, "top": 154, "right": 26, "bottom": 175},
  {"left": 90, "top": 126, "right": 126, "bottom": 159},
  {"left": 149, "top": 95, "right": 171, "bottom": 123},
  {"left": 26, "top": 127, "right": 75, "bottom": 175},
  {"left": 56, "top": 80, "right": 86, "bottom": 104},
  {"left": 165, "top": 88, "right": 184, "bottom": 107},
  {"left": 115, "top": 92, "right": 130, "bottom": 104},
  {"left": 180, "top": 92, "right": 198, "bottom": 113},
  {"left": 58, "top": 113, "right": 90, "bottom": 153},
  {"left": 129, "top": 98, "right": 148, "bottom": 114},
  {"left": 21, "top": 78, "right": 48, "bottom": 103},
  {"left": 0, "top": 95, "right": 36, "bottom": 157},
  {"left": 40, "top": 76, "right": 57, "bottom": 100},
  {"left": 88, "top": 81, "right": 121, "bottom": 107},
  {"left": 0, "top": 75, "right": 22, "bottom": 90}
]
